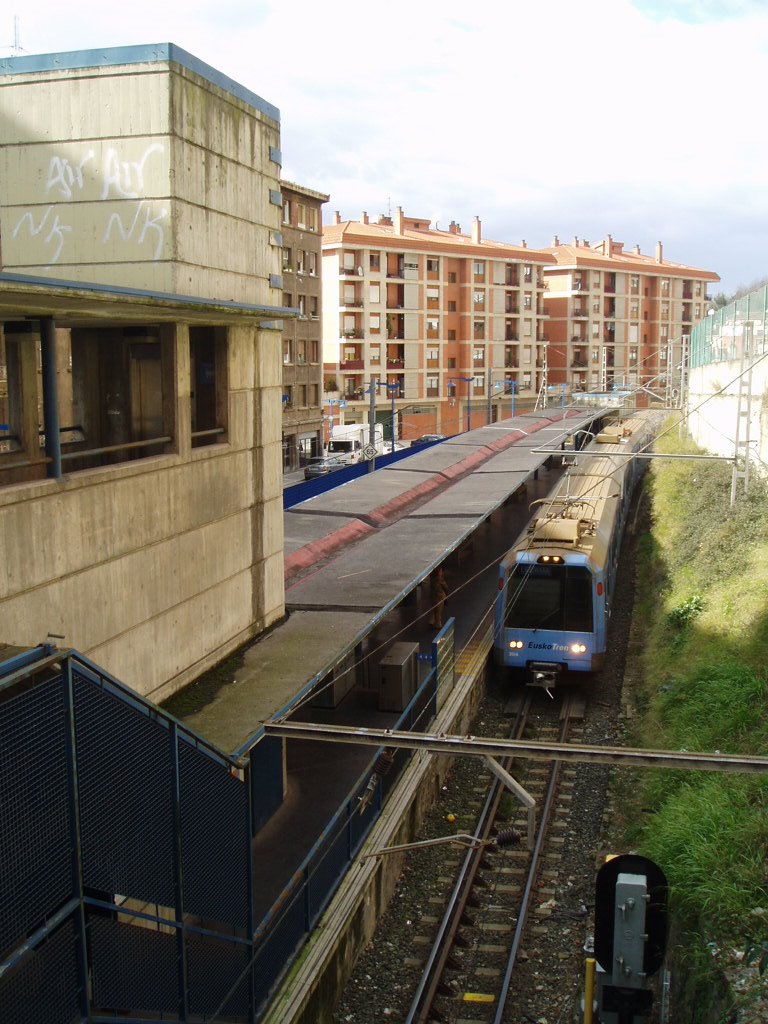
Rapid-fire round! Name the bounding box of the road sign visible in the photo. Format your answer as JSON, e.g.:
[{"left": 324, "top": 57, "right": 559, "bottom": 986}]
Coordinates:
[{"left": 362, "top": 443, "right": 378, "bottom": 460}]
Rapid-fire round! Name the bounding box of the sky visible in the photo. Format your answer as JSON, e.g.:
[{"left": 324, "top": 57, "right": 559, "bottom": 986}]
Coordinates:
[{"left": 2, "top": 0, "right": 767, "bottom": 296}]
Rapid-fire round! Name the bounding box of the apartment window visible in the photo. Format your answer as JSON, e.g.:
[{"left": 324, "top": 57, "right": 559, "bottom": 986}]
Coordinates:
[
  {"left": 283, "top": 385, "right": 293, "bottom": 407},
  {"left": 427, "top": 258, "right": 439, "bottom": 273},
  {"left": 370, "top": 252, "right": 380, "bottom": 271},
  {"left": 592, "top": 322, "right": 600, "bottom": 337},
  {"left": 591, "top": 348, "right": 600, "bottom": 363},
  {"left": 309, "top": 383, "right": 319, "bottom": 406},
  {"left": 282, "top": 199, "right": 291, "bottom": 225},
  {"left": 370, "top": 344, "right": 381, "bottom": 364},
  {"left": 473, "top": 261, "right": 485, "bottom": 278},
  {"left": 661, "top": 279, "right": 670, "bottom": 292},
  {"left": 369, "top": 284, "right": 381, "bottom": 303},
  {"left": 298, "top": 295, "right": 306, "bottom": 317},
  {"left": 593, "top": 272, "right": 601, "bottom": 286},
  {"left": 283, "top": 338, "right": 293, "bottom": 364},
  {"left": 448, "top": 300, "right": 456, "bottom": 312},
  {"left": 695, "top": 282, "right": 702, "bottom": 296},
  {"left": 283, "top": 291, "right": 292, "bottom": 308},
  {"left": 447, "top": 329, "right": 456, "bottom": 341},
  {"left": 522, "top": 373, "right": 531, "bottom": 388},
  {"left": 427, "top": 375, "right": 439, "bottom": 390},
  {"left": 473, "top": 291, "right": 485, "bottom": 308},
  {"left": 426, "top": 347, "right": 439, "bottom": 361},
  {"left": 307, "top": 252, "right": 317, "bottom": 276},
  {"left": 473, "top": 346, "right": 485, "bottom": 363},
  {"left": 592, "top": 300, "right": 600, "bottom": 313},
  {"left": 310, "top": 296, "right": 318, "bottom": 319},
  {"left": 448, "top": 272, "right": 457, "bottom": 284},
  {"left": 523, "top": 318, "right": 532, "bottom": 337},
  {"left": 343, "top": 252, "right": 355, "bottom": 271},
  {"left": 370, "top": 313, "right": 381, "bottom": 334},
  {"left": 296, "top": 250, "right": 306, "bottom": 274},
  {"left": 427, "top": 318, "right": 439, "bottom": 337},
  {"left": 630, "top": 304, "right": 638, "bottom": 318},
  {"left": 661, "top": 304, "right": 669, "bottom": 318},
  {"left": 297, "top": 203, "right": 307, "bottom": 229},
  {"left": 447, "top": 356, "right": 456, "bottom": 368},
  {"left": 629, "top": 348, "right": 637, "bottom": 364},
  {"left": 523, "top": 264, "right": 532, "bottom": 281},
  {"left": 523, "top": 295, "right": 532, "bottom": 310},
  {"left": 660, "top": 324, "right": 669, "bottom": 339},
  {"left": 473, "top": 375, "right": 484, "bottom": 390},
  {"left": 427, "top": 287, "right": 440, "bottom": 308},
  {"left": 660, "top": 348, "right": 668, "bottom": 362},
  {"left": 694, "top": 304, "right": 701, "bottom": 319},
  {"left": 299, "top": 384, "right": 308, "bottom": 406},
  {"left": 523, "top": 345, "right": 532, "bottom": 363},
  {"left": 630, "top": 275, "right": 639, "bottom": 291},
  {"left": 306, "top": 207, "right": 318, "bottom": 231},
  {"left": 309, "top": 339, "right": 319, "bottom": 362},
  {"left": 473, "top": 320, "right": 485, "bottom": 340},
  {"left": 282, "top": 247, "right": 292, "bottom": 271},
  {"left": 297, "top": 340, "right": 307, "bottom": 365}
]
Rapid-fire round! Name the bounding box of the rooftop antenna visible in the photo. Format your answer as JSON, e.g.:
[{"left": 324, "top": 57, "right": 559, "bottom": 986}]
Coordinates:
[
  {"left": 3, "top": 16, "right": 26, "bottom": 55},
  {"left": 386, "top": 195, "right": 392, "bottom": 218}
]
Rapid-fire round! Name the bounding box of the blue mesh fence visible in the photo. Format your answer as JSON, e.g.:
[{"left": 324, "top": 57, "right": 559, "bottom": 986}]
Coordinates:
[
  {"left": 74, "top": 671, "right": 177, "bottom": 908},
  {"left": 89, "top": 912, "right": 178, "bottom": 1015},
  {"left": 0, "top": 677, "right": 72, "bottom": 958},
  {"left": 179, "top": 736, "right": 250, "bottom": 929},
  {"left": 0, "top": 918, "right": 82, "bottom": 1024},
  {"left": 0, "top": 644, "right": 446, "bottom": 1022}
]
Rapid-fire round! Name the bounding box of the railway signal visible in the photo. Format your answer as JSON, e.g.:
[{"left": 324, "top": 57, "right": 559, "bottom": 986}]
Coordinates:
[{"left": 588, "top": 853, "right": 668, "bottom": 1023}]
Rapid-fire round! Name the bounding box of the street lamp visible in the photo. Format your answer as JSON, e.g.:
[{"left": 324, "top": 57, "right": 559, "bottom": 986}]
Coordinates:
[
  {"left": 449, "top": 376, "right": 474, "bottom": 433},
  {"left": 324, "top": 397, "right": 346, "bottom": 448},
  {"left": 493, "top": 379, "right": 517, "bottom": 419},
  {"left": 384, "top": 381, "right": 401, "bottom": 453}
]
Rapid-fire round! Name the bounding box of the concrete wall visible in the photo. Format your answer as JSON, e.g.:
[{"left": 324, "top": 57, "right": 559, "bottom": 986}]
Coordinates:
[
  {"left": 0, "top": 319, "right": 285, "bottom": 703},
  {"left": 0, "top": 46, "right": 287, "bottom": 703},
  {"left": 0, "top": 46, "right": 282, "bottom": 304},
  {"left": 687, "top": 358, "right": 768, "bottom": 479}
]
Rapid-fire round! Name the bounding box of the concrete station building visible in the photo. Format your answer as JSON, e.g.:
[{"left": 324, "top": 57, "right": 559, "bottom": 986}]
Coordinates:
[
  {"left": 321, "top": 209, "right": 554, "bottom": 443},
  {"left": 0, "top": 44, "right": 295, "bottom": 702}
]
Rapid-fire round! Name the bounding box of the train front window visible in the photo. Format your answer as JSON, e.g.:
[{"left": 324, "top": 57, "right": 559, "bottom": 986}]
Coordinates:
[{"left": 505, "top": 564, "right": 593, "bottom": 632}]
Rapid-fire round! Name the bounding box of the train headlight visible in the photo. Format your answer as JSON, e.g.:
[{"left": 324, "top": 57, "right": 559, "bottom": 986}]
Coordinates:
[
  {"left": 570, "top": 643, "right": 587, "bottom": 654},
  {"left": 508, "top": 640, "right": 524, "bottom": 650}
]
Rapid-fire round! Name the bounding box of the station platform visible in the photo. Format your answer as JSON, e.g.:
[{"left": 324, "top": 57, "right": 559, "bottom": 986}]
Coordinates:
[{"left": 177, "top": 409, "right": 600, "bottom": 756}]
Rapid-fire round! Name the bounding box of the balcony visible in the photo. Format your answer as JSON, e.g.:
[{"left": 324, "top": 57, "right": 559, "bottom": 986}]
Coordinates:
[
  {"left": 572, "top": 307, "right": 587, "bottom": 318},
  {"left": 505, "top": 332, "right": 518, "bottom": 342},
  {"left": 341, "top": 298, "right": 363, "bottom": 308},
  {"left": 386, "top": 359, "right": 405, "bottom": 370},
  {"left": 340, "top": 359, "right": 365, "bottom": 370},
  {"left": 683, "top": 288, "right": 693, "bottom": 299},
  {"left": 342, "top": 330, "right": 363, "bottom": 340},
  {"left": 505, "top": 358, "right": 519, "bottom": 369},
  {"left": 505, "top": 304, "right": 519, "bottom": 315}
]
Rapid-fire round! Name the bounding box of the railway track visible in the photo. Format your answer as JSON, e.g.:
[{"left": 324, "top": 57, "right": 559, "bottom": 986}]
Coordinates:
[{"left": 403, "top": 689, "right": 585, "bottom": 1024}]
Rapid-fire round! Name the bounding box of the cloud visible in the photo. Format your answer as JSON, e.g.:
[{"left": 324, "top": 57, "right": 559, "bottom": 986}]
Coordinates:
[{"left": 6, "top": 0, "right": 768, "bottom": 293}]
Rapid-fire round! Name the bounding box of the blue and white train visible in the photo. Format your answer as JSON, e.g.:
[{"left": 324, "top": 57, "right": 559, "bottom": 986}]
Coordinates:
[{"left": 493, "top": 414, "right": 656, "bottom": 687}]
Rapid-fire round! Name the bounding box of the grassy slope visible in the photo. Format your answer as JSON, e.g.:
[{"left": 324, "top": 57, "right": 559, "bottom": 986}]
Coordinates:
[{"left": 624, "top": 421, "right": 768, "bottom": 1002}]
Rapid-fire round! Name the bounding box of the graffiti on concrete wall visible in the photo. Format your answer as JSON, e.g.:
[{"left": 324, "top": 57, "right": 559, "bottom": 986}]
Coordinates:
[{"left": 10, "top": 141, "right": 169, "bottom": 268}]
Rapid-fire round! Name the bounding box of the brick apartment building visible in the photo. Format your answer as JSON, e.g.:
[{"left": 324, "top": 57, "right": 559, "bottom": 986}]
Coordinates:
[
  {"left": 321, "top": 209, "right": 554, "bottom": 443},
  {"left": 542, "top": 236, "right": 720, "bottom": 399},
  {"left": 279, "top": 181, "right": 329, "bottom": 470}
]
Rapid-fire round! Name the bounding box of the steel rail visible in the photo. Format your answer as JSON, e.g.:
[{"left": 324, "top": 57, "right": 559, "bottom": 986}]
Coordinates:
[
  {"left": 493, "top": 694, "right": 575, "bottom": 1024},
  {"left": 404, "top": 693, "right": 534, "bottom": 1024},
  {"left": 265, "top": 722, "right": 768, "bottom": 775}
]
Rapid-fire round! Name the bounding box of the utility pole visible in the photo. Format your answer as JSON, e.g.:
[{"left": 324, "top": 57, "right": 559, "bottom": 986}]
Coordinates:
[{"left": 368, "top": 377, "right": 378, "bottom": 473}]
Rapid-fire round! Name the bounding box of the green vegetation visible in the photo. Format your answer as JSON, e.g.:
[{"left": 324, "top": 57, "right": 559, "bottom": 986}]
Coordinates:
[{"left": 626, "top": 419, "right": 768, "bottom": 1013}]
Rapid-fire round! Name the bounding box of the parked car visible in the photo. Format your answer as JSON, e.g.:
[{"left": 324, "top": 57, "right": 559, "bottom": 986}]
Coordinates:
[
  {"left": 303, "top": 456, "right": 347, "bottom": 480},
  {"left": 410, "top": 434, "right": 447, "bottom": 447}
]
